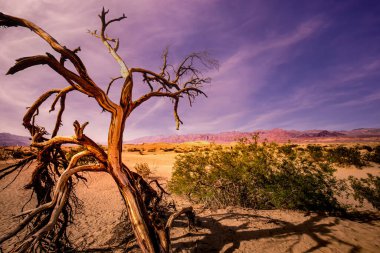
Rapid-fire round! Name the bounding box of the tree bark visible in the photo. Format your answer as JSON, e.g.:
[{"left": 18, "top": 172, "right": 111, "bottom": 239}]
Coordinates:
[{"left": 107, "top": 108, "right": 168, "bottom": 252}]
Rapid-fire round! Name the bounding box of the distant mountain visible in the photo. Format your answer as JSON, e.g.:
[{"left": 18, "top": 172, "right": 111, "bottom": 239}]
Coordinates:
[
  {"left": 0, "top": 133, "right": 30, "bottom": 146},
  {"left": 3, "top": 128, "right": 379, "bottom": 146},
  {"left": 298, "top": 130, "right": 345, "bottom": 138},
  {"left": 126, "top": 128, "right": 380, "bottom": 144}
]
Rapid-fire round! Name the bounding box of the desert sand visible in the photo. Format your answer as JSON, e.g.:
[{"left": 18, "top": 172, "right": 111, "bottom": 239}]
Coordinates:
[{"left": 1, "top": 144, "right": 380, "bottom": 252}]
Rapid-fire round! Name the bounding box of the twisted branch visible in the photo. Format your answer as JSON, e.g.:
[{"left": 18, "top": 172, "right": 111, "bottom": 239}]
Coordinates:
[{"left": 1, "top": 8, "right": 215, "bottom": 253}]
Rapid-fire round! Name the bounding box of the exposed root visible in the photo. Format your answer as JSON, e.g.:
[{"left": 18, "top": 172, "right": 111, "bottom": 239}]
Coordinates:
[
  {"left": 166, "top": 207, "right": 196, "bottom": 231},
  {"left": 0, "top": 142, "right": 105, "bottom": 252},
  {"left": 0, "top": 155, "right": 36, "bottom": 180}
]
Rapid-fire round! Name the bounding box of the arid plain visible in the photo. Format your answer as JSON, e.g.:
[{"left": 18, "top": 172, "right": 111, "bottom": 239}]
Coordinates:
[{"left": 1, "top": 142, "right": 380, "bottom": 252}]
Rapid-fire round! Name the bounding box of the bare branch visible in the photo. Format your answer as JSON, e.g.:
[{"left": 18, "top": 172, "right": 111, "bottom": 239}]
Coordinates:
[
  {"left": 91, "top": 8, "right": 129, "bottom": 78},
  {"left": 0, "top": 12, "right": 89, "bottom": 78},
  {"left": 31, "top": 123, "right": 107, "bottom": 164},
  {"left": 131, "top": 67, "right": 180, "bottom": 90},
  {"left": 23, "top": 88, "right": 60, "bottom": 136},
  {"left": 173, "top": 98, "right": 183, "bottom": 130},
  {"left": 131, "top": 86, "right": 206, "bottom": 130},
  {"left": 50, "top": 86, "right": 74, "bottom": 112},
  {"left": 159, "top": 47, "right": 169, "bottom": 77},
  {"left": 132, "top": 87, "right": 206, "bottom": 109},
  {"left": 2, "top": 13, "right": 119, "bottom": 113},
  {"left": 7, "top": 53, "right": 118, "bottom": 113},
  {"left": 128, "top": 50, "right": 216, "bottom": 130},
  {"left": 106, "top": 76, "right": 123, "bottom": 95},
  {"left": 51, "top": 93, "right": 66, "bottom": 137}
]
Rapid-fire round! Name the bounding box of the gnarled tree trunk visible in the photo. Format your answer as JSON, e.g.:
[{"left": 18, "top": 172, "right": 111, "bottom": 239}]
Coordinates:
[{"left": 0, "top": 8, "right": 217, "bottom": 253}]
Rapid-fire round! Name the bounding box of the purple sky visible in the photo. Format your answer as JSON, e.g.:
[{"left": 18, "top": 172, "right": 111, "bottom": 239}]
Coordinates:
[{"left": 0, "top": 0, "right": 379, "bottom": 142}]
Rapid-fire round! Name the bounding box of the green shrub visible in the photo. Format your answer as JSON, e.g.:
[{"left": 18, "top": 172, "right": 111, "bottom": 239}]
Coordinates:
[
  {"left": 9, "top": 147, "right": 34, "bottom": 159},
  {"left": 365, "top": 145, "right": 380, "bottom": 164},
  {"left": 278, "top": 144, "right": 298, "bottom": 160},
  {"left": 306, "top": 144, "right": 324, "bottom": 161},
  {"left": 169, "top": 138, "right": 345, "bottom": 213},
  {"left": 326, "top": 146, "right": 367, "bottom": 167},
  {"left": 0, "top": 147, "right": 35, "bottom": 160},
  {"left": 360, "top": 145, "right": 373, "bottom": 152},
  {"left": 349, "top": 174, "right": 380, "bottom": 210},
  {"left": 0, "top": 148, "right": 10, "bottom": 160}
]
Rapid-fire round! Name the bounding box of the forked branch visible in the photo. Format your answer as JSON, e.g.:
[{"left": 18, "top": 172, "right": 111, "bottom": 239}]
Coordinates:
[
  {"left": 89, "top": 8, "right": 129, "bottom": 78},
  {"left": 129, "top": 50, "right": 217, "bottom": 129},
  {"left": 1, "top": 7, "right": 215, "bottom": 253}
]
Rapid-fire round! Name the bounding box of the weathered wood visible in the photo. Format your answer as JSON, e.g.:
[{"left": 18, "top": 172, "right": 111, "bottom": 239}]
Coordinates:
[{"left": 0, "top": 8, "right": 215, "bottom": 253}]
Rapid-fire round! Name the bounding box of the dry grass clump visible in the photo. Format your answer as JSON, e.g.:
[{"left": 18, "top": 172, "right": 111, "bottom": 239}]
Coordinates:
[{"left": 134, "top": 162, "right": 154, "bottom": 178}]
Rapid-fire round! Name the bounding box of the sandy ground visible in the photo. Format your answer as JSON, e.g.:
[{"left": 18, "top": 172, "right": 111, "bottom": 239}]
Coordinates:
[{"left": 0, "top": 149, "right": 380, "bottom": 252}]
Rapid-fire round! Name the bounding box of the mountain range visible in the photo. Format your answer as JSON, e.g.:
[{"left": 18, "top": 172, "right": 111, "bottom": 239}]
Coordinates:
[
  {"left": 126, "top": 128, "right": 380, "bottom": 144},
  {"left": 0, "top": 132, "right": 30, "bottom": 146},
  {"left": 1, "top": 128, "right": 380, "bottom": 146}
]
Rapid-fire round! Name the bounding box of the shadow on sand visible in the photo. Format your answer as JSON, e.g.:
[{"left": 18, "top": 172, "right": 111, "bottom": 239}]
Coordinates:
[{"left": 171, "top": 211, "right": 380, "bottom": 253}]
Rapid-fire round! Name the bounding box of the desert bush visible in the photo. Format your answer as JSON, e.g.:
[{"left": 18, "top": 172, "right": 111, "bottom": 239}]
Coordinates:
[
  {"left": 0, "top": 148, "right": 10, "bottom": 160},
  {"left": 161, "top": 147, "right": 175, "bottom": 152},
  {"left": 360, "top": 145, "right": 373, "bottom": 152},
  {"left": 0, "top": 147, "right": 34, "bottom": 160},
  {"left": 174, "top": 148, "right": 185, "bottom": 153},
  {"left": 127, "top": 147, "right": 140, "bottom": 152},
  {"left": 278, "top": 143, "right": 298, "bottom": 160},
  {"left": 11, "top": 147, "right": 27, "bottom": 159},
  {"left": 169, "top": 138, "right": 346, "bottom": 213},
  {"left": 188, "top": 146, "right": 200, "bottom": 152},
  {"left": 326, "top": 146, "right": 367, "bottom": 167},
  {"left": 134, "top": 162, "right": 153, "bottom": 178},
  {"left": 364, "top": 145, "right": 380, "bottom": 164},
  {"left": 349, "top": 174, "right": 380, "bottom": 210},
  {"left": 306, "top": 144, "right": 324, "bottom": 161},
  {"left": 65, "top": 147, "right": 97, "bottom": 165}
]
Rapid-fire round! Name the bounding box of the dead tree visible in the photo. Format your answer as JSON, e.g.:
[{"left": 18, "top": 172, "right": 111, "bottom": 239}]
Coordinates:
[{"left": 0, "top": 8, "right": 217, "bottom": 253}]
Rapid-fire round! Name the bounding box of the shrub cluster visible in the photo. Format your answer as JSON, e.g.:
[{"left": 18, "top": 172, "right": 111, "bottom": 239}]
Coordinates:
[
  {"left": 304, "top": 144, "right": 380, "bottom": 168},
  {"left": 349, "top": 174, "right": 380, "bottom": 210},
  {"left": 325, "top": 146, "right": 367, "bottom": 167},
  {"left": 127, "top": 147, "right": 141, "bottom": 152},
  {"left": 169, "top": 137, "right": 346, "bottom": 213},
  {"left": 364, "top": 145, "right": 380, "bottom": 164},
  {"left": 134, "top": 162, "right": 153, "bottom": 178},
  {"left": 0, "top": 147, "right": 34, "bottom": 160}
]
